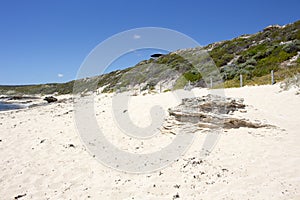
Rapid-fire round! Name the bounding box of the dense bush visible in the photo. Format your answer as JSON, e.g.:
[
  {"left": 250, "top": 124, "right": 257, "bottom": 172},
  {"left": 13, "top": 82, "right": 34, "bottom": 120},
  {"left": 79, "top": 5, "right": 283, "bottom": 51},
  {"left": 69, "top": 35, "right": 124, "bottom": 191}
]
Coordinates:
[{"left": 183, "top": 70, "right": 202, "bottom": 82}]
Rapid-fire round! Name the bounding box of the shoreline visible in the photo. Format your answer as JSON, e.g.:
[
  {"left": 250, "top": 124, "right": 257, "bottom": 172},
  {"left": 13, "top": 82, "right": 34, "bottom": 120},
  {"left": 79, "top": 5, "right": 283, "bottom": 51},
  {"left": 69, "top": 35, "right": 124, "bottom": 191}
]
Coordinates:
[{"left": 0, "top": 101, "right": 26, "bottom": 111}]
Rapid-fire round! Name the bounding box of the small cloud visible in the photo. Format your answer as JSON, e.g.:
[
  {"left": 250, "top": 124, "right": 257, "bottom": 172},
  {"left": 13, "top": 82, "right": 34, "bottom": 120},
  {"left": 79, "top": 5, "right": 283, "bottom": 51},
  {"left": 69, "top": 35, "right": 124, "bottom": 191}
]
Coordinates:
[
  {"left": 57, "top": 73, "right": 64, "bottom": 78},
  {"left": 133, "top": 34, "right": 141, "bottom": 39}
]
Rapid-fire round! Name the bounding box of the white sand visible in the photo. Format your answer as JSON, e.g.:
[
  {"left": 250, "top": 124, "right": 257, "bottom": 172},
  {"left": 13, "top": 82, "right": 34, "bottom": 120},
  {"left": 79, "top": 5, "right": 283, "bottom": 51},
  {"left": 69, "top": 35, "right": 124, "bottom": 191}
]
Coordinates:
[{"left": 0, "top": 84, "right": 299, "bottom": 199}]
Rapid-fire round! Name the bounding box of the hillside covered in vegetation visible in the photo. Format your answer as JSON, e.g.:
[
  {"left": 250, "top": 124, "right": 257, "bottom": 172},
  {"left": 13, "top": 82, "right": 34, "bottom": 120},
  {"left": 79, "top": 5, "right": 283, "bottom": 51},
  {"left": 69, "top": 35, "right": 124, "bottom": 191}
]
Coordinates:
[{"left": 1, "top": 20, "right": 299, "bottom": 95}]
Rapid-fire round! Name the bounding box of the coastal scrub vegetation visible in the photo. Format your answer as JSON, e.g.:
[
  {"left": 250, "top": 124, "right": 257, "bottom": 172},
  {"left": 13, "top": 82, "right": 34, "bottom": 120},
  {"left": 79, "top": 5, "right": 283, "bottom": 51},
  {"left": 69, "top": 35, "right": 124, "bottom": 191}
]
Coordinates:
[{"left": 1, "top": 20, "right": 299, "bottom": 95}]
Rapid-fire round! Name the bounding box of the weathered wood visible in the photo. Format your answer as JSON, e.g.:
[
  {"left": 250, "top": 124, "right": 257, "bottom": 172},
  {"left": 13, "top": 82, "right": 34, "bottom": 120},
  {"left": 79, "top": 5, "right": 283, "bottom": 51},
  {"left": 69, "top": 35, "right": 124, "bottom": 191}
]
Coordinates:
[
  {"left": 271, "top": 70, "right": 275, "bottom": 85},
  {"left": 240, "top": 74, "right": 243, "bottom": 87}
]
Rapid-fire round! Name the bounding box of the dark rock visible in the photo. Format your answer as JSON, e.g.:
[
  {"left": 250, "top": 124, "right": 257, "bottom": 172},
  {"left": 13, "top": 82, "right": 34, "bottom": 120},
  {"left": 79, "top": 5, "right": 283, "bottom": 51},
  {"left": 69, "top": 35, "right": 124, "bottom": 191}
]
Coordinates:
[
  {"left": 8, "top": 96, "right": 23, "bottom": 100},
  {"left": 43, "top": 96, "right": 58, "bottom": 103}
]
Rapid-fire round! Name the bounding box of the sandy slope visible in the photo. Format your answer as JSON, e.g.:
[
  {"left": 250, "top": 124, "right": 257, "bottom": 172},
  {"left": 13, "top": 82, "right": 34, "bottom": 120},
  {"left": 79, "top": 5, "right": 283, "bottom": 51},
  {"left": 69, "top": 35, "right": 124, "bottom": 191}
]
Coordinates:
[{"left": 0, "top": 84, "right": 299, "bottom": 200}]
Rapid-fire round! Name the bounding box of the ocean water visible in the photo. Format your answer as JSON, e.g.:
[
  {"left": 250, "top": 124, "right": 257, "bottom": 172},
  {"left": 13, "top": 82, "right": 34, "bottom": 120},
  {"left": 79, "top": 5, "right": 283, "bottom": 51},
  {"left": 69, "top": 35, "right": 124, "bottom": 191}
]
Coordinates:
[{"left": 0, "top": 102, "right": 23, "bottom": 111}]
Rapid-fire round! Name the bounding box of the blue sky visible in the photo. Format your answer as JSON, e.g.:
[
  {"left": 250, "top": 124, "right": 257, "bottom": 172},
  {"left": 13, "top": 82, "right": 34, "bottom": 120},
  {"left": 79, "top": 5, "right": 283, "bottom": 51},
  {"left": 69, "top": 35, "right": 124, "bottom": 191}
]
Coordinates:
[{"left": 0, "top": 0, "right": 299, "bottom": 85}]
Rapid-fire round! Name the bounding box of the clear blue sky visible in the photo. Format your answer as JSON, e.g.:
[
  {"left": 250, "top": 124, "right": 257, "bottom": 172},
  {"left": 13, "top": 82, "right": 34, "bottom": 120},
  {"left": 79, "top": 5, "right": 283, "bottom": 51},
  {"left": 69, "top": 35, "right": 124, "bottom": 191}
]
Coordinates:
[{"left": 0, "top": 0, "right": 299, "bottom": 85}]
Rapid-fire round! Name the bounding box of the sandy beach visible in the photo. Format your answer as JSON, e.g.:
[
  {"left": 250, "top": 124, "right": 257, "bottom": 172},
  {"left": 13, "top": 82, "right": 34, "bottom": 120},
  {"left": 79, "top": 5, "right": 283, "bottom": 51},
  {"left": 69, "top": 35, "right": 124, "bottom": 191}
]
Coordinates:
[{"left": 0, "top": 84, "right": 299, "bottom": 199}]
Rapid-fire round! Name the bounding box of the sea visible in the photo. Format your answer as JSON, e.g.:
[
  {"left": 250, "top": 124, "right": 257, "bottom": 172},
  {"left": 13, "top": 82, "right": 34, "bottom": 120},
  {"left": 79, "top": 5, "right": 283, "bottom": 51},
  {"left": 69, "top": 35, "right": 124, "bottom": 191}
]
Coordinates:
[{"left": 0, "top": 102, "right": 23, "bottom": 111}]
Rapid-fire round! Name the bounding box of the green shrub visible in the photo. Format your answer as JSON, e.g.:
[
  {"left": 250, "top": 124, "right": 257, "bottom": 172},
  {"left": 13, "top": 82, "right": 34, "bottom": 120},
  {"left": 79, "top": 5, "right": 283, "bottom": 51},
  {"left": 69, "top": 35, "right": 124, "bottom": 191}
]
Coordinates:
[{"left": 183, "top": 70, "right": 202, "bottom": 82}]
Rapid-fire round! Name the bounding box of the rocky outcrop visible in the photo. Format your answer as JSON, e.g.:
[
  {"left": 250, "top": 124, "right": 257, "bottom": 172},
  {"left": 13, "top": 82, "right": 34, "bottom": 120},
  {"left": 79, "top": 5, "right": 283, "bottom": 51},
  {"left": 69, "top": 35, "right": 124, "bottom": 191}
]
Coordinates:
[
  {"left": 43, "top": 96, "right": 58, "bottom": 103},
  {"left": 8, "top": 96, "right": 23, "bottom": 100},
  {"left": 162, "top": 95, "right": 269, "bottom": 134}
]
